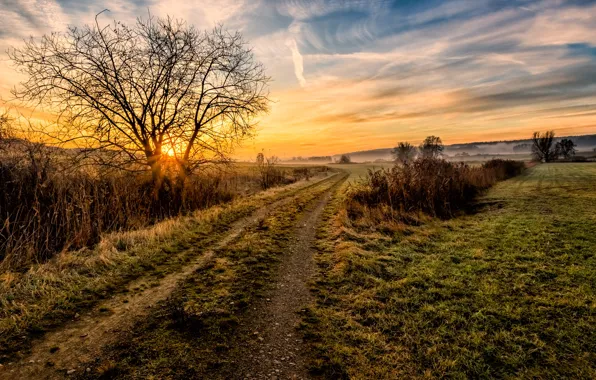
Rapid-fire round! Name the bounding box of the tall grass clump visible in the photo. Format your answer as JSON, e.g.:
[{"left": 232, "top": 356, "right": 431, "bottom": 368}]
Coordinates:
[
  {"left": 0, "top": 144, "right": 324, "bottom": 270},
  {"left": 348, "top": 158, "right": 525, "bottom": 221},
  {"left": 0, "top": 162, "right": 234, "bottom": 269}
]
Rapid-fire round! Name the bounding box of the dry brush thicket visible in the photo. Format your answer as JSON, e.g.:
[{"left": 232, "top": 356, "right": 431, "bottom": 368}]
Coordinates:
[
  {"left": 0, "top": 140, "right": 318, "bottom": 270},
  {"left": 347, "top": 158, "right": 525, "bottom": 223}
]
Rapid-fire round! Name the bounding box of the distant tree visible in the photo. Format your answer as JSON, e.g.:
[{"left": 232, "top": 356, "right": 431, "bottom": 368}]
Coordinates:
[
  {"left": 339, "top": 154, "right": 352, "bottom": 164},
  {"left": 419, "top": 136, "right": 444, "bottom": 159},
  {"left": 556, "top": 138, "right": 576, "bottom": 160},
  {"left": 391, "top": 142, "right": 417, "bottom": 165},
  {"left": 9, "top": 12, "right": 270, "bottom": 187},
  {"left": 531, "top": 131, "right": 558, "bottom": 162}
]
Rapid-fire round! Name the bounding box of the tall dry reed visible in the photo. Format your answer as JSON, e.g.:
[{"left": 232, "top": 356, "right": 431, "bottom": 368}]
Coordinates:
[
  {"left": 348, "top": 158, "right": 525, "bottom": 221},
  {"left": 0, "top": 151, "right": 324, "bottom": 270}
]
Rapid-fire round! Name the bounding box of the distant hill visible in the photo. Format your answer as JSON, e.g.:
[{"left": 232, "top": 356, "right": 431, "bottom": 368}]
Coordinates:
[{"left": 332, "top": 134, "right": 596, "bottom": 162}]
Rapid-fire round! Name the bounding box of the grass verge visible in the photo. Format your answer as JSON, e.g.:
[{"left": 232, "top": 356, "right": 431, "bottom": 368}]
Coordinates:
[{"left": 302, "top": 163, "right": 596, "bottom": 378}]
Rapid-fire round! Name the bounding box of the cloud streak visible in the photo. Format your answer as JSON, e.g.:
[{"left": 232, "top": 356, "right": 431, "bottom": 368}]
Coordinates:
[{"left": 286, "top": 38, "right": 307, "bottom": 87}]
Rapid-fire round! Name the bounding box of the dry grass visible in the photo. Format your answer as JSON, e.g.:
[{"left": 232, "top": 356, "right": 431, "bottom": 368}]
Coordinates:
[
  {"left": 347, "top": 158, "right": 525, "bottom": 223},
  {"left": 0, "top": 169, "right": 332, "bottom": 362},
  {"left": 0, "top": 146, "right": 325, "bottom": 270}
]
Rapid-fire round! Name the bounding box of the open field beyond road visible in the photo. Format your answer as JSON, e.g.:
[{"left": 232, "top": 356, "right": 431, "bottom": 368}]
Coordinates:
[{"left": 306, "top": 163, "right": 596, "bottom": 378}]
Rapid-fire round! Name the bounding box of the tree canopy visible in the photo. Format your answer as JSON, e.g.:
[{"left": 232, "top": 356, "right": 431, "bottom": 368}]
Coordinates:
[
  {"left": 10, "top": 12, "right": 270, "bottom": 181},
  {"left": 392, "top": 142, "right": 417, "bottom": 165},
  {"left": 531, "top": 131, "right": 558, "bottom": 162},
  {"left": 419, "top": 136, "right": 444, "bottom": 159}
]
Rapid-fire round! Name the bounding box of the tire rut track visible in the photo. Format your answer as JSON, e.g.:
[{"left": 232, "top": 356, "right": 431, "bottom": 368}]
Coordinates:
[
  {"left": 0, "top": 173, "right": 341, "bottom": 380},
  {"left": 212, "top": 172, "right": 347, "bottom": 379}
]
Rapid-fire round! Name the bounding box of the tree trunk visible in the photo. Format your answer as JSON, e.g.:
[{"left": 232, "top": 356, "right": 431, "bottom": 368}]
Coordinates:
[{"left": 146, "top": 147, "right": 163, "bottom": 197}]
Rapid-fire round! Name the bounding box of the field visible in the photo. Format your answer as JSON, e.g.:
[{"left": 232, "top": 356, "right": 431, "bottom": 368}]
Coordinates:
[
  {"left": 3, "top": 4, "right": 596, "bottom": 379},
  {"left": 304, "top": 163, "right": 596, "bottom": 378},
  {"left": 1, "top": 162, "right": 595, "bottom": 379}
]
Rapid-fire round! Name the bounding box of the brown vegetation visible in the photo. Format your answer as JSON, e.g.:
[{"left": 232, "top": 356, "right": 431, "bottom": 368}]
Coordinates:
[
  {"left": 347, "top": 158, "right": 525, "bottom": 222},
  {"left": 0, "top": 142, "right": 323, "bottom": 270}
]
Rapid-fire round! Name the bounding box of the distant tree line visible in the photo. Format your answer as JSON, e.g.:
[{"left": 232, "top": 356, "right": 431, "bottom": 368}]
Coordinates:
[
  {"left": 390, "top": 132, "right": 581, "bottom": 166},
  {"left": 289, "top": 156, "right": 332, "bottom": 162}
]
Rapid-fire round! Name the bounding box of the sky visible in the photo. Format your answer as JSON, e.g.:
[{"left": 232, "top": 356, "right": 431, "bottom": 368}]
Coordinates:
[{"left": 1, "top": 0, "right": 596, "bottom": 158}]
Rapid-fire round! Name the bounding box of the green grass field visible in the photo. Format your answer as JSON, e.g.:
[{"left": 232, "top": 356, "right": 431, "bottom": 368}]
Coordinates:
[{"left": 306, "top": 163, "right": 596, "bottom": 378}]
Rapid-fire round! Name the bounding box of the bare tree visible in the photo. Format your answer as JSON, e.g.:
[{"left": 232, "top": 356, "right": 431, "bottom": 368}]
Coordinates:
[
  {"left": 531, "top": 131, "right": 558, "bottom": 162},
  {"left": 338, "top": 154, "right": 351, "bottom": 164},
  {"left": 391, "top": 142, "right": 416, "bottom": 165},
  {"left": 256, "top": 152, "right": 283, "bottom": 189},
  {"left": 419, "top": 135, "right": 444, "bottom": 159},
  {"left": 556, "top": 138, "right": 576, "bottom": 160},
  {"left": 9, "top": 12, "right": 270, "bottom": 186}
]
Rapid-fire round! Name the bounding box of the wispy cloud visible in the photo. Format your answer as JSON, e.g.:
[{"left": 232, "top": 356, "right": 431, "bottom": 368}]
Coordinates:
[{"left": 286, "top": 38, "right": 307, "bottom": 87}]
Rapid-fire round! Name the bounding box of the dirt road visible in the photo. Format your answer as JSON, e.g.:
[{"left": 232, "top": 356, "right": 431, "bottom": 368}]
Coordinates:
[
  {"left": 0, "top": 173, "right": 344, "bottom": 380},
  {"left": 212, "top": 172, "right": 345, "bottom": 379}
]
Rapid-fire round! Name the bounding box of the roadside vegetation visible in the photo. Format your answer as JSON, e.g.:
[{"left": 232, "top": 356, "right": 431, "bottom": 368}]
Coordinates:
[
  {"left": 348, "top": 158, "right": 524, "bottom": 222},
  {"left": 78, "top": 173, "right": 346, "bottom": 379},
  {"left": 303, "top": 162, "right": 596, "bottom": 378},
  {"left": 0, "top": 169, "right": 331, "bottom": 364},
  {"left": 0, "top": 139, "right": 317, "bottom": 270}
]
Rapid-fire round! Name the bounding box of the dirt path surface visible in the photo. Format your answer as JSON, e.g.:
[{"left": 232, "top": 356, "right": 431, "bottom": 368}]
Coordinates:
[
  {"left": 213, "top": 174, "right": 346, "bottom": 379},
  {"left": 0, "top": 173, "right": 340, "bottom": 380}
]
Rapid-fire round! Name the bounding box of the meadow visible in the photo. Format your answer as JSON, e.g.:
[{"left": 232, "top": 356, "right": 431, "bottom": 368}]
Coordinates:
[{"left": 304, "top": 163, "right": 596, "bottom": 378}]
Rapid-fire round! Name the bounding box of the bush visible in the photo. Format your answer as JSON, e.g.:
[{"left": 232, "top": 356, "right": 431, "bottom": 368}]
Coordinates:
[
  {"left": 338, "top": 155, "right": 351, "bottom": 164},
  {"left": 256, "top": 153, "right": 289, "bottom": 189},
  {"left": 348, "top": 158, "right": 525, "bottom": 221}
]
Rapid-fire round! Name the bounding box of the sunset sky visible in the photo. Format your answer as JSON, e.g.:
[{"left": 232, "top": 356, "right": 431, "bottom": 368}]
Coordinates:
[{"left": 2, "top": 0, "right": 596, "bottom": 158}]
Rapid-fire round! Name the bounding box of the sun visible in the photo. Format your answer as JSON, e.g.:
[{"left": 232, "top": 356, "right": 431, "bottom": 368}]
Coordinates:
[{"left": 165, "top": 147, "right": 176, "bottom": 157}]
